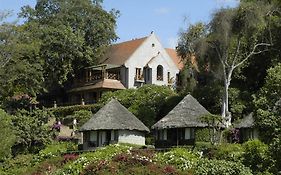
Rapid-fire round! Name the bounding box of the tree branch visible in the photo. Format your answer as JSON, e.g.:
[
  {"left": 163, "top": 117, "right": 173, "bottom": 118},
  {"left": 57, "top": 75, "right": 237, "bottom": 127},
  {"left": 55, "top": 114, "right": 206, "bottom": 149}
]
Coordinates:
[{"left": 233, "top": 43, "right": 271, "bottom": 69}]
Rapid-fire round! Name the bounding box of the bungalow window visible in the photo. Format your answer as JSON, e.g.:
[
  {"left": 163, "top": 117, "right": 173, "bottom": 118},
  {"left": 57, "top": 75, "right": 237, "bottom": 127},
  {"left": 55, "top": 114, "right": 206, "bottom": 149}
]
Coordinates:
[
  {"left": 110, "top": 130, "right": 118, "bottom": 141},
  {"left": 89, "top": 131, "right": 98, "bottom": 147},
  {"left": 158, "top": 129, "right": 167, "bottom": 140},
  {"left": 185, "top": 128, "right": 195, "bottom": 139},
  {"left": 157, "top": 65, "right": 163, "bottom": 81},
  {"left": 135, "top": 68, "right": 143, "bottom": 80}
]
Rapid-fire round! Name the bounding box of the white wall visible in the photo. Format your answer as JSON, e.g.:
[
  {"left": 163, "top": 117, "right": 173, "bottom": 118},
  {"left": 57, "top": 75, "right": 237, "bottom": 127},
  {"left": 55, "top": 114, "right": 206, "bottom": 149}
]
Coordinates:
[
  {"left": 118, "top": 130, "right": 146, "bottom": 145},
  {"left": 124, "top": 33, "right": 179, "bottom": 88}
]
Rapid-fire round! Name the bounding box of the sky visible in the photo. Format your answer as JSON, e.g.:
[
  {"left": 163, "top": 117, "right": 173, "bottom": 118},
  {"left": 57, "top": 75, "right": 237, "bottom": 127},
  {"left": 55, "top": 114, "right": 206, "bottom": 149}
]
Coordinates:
[{"left": 0, "top": 0, "right": 239, "bottom": 48}]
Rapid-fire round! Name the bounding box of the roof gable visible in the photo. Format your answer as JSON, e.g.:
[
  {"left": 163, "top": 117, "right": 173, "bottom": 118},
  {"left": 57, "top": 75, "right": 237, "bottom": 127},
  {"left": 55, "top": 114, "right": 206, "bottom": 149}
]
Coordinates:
[
  {"left": 80, "top": 99, "right": 149, "bottom": 132},
  {"left": 100, "top": 37, "right": 147, "bottom": 65},
  {"left": 152, "top": 95, "right": 210, "bottom": 129}
]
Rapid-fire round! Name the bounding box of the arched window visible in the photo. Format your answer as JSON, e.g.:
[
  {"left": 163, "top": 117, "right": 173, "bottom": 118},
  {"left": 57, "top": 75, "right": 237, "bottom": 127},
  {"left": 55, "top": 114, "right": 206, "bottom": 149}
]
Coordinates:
[{"left": 157, "top": 65, "right": 163, "bottom": 81}]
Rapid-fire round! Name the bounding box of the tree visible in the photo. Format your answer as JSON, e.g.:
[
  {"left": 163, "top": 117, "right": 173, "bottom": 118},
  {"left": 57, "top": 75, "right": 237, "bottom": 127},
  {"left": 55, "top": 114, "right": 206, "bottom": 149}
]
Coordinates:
[
  {"left": 0, "top": 14, "right": 44, "bottom": 102},
  {"left": 178, "top": 2, "right": 273, "bottom": 127},
  {"left": 0, "top": 109, "right": 15, "bottom": 161},
  {"left": 20, "top": 0, "right": 119, "bottom": 90},
  {"left": 253, "top": 63, "right": 281, "bottom": 143},
  {"left": 11, "top": 109, "right": 53, "bottom": 154}
]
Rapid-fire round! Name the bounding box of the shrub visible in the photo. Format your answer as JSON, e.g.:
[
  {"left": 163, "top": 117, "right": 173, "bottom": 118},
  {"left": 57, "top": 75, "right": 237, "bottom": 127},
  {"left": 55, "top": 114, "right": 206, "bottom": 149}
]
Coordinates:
[
  {"left": 0, "top": 109, "right": 16, "bottom": 161},
  {"left": 64, "top": 110, "right": 92, "bottom": 128},
  {"left": 33, "top": 142, "right": 77, "bottom": 164},
  {"left": 195, "top": 158, "right": 252, "bottom": 175},
  {"left": 55, "top": 144, "right": 132, "bottom": 175},
  {"left": 242, "top": 139, "right": 272, "bottom": 173},
  {"left": 195, "top": 128, "right": 211, "bottom": 142},
  {"left": 1, "top": 154, "right": 34, "bottom": 175},
  {"left": 50, "top": 104, "right": 101, "bottom": 119},
  {"left": 155, "top": 147, "right": 199, "bottom": 171},
  {"left": 269, "top": 135, "right": 281, "bottom": 173},
  {"left": 213, "top": 143, "right": 244, "bottom": 162}
]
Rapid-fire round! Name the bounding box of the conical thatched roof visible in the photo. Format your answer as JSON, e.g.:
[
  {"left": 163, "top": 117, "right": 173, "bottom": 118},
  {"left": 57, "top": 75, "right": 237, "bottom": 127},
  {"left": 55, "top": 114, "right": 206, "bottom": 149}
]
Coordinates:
[
  {"left": 152, "top": 95, "right": 210, "bottom": 129},
  {"left": 235, "top": 113, "right": 255, "bottom": 128},
  {"left": 79, "top": 99, "right": 149, "bottom": 132}
]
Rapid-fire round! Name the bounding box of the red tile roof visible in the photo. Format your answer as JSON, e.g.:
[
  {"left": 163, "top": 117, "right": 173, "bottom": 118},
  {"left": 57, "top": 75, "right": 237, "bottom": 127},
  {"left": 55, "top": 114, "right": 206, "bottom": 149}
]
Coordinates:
[
  {"left": 165, "top": 48, "right": 184, "bottom": 70},
  {"left": 100, "top": 37, "right": 147, "bottom": 65}
]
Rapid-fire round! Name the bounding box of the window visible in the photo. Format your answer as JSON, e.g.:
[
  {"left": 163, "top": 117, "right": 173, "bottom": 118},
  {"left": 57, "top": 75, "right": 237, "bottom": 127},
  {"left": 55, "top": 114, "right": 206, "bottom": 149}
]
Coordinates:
[
  {"left": 135, "top": 68, "right": 143, "bottom": 80},
  {"left": 185, "top": 128, "right": 195, "bottom": 139},
  {"left": 158, "top": 129, "right": 167, "bottom": 140},
  {"left": 167, "top": 72, "right": 172, "bottom": 84},
  {"left": 157, "top": 65, "right": 163, "bottom": 81}
]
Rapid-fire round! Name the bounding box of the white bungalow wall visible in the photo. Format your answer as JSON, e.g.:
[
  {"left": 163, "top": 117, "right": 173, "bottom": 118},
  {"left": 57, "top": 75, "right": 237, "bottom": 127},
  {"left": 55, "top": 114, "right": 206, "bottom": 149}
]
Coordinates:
[
  {"left": 118, "top": 130, "right": 146, "bottom": 145},
  {"left": 124, "top": 33, "right": 179, "bottom": 88}
]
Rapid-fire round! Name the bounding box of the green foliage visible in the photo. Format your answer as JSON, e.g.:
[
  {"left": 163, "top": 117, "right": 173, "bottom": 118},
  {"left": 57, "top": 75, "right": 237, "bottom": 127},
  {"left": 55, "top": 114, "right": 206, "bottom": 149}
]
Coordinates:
[
  {"left": 0, "top": 20, "right": 44, "bottom": 101},
  {"left": 99, "top": 85, "right": 177, "bottom": 127},
  {"left": 20, "top": 0, "right": 119, "bottom": 89},
  {"left": 1, "top": 154, "right": 34, "bottom": 175},
  {"left": 253, "top": 64, "right": 281, "bottom": 142},
  {"left": 195, "top": 158, "right": 252, "bottom": 175},
  {"left": 192, "top": 80, "right": 223, "bottom": 114},
  {"left": 155, "top": 147, "right": 199, "bottom": 171},
  {"left": 50, "top": 104, "right": 101, "bottom": 119},
  {"left": 65, "top": 110, "right": 92, "bottom": 128},
  {"left": 269, "top": 135, "right": 281, "bottom": 173},
  {"left": 242, "top": 139, "right": 272, "bottom": 173},
  {"left": 195, "top": 128, "right": 210, "bottom": 142},
  {"left": 0, "top": 109, "right": 16, "bottom": 162},
  {"left": 55, "top": 144, "right": 131, "bottom": 175},
  {"left": 213, "top": 144, "right": 244, "bottom": 162},
  {"left": 33, "top": 142, "right": 77, "bottom": 164},
  {"left": 11, "top": 109, "right": 53, "bottom": 154}
]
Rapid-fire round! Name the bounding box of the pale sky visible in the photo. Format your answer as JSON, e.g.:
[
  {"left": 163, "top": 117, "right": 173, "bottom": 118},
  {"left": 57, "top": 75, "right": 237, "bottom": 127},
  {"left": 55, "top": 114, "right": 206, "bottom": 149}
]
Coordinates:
[{"left": 0, "top": 0, "right": 239, "bottom": 48}]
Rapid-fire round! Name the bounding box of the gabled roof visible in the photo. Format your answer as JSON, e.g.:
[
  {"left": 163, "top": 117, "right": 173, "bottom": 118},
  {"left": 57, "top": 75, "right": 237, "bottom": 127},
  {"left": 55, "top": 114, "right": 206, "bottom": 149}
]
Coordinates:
[
  {"left": 165, "top": 48, "right": 184, "bottom": 70},
  {"left": 152, "top": 95, "right": 210, "bottom": 129},
  {"left": 100, "top": 37, "right": 147, "bottom": 65},
  {"left": 235, "top": 113, "right": 255, "bottom": 128},
  {"left": 68, "top": 79, "right": 126, "bottom": 93},
  {"left": 80, "top": 99, "right": 150, "bottom": 132}
]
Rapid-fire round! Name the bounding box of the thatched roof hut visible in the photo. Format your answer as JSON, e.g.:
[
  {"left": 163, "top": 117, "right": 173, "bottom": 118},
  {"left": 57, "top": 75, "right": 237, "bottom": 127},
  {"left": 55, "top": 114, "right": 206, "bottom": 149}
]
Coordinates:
[
  {"left": 235, "top": 113, "right": 255, "bottom": 129},
  {"left": 152, "top": 94, "right": 210, "bottom": 129},
  {"left": 80, "top": 99, "right": 149, "bottom": 132}
]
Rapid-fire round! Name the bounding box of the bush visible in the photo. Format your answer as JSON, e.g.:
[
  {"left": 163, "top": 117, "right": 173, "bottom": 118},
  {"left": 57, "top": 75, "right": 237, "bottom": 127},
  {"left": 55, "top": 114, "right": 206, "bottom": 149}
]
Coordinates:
[
  {"left": 55, "top": 144, "right": 132, "bottom": 174},
  {"left": 0, "top": 109, "right": 16, "bottom": 161},
  {"left": 195, "top": 158, "right": 252, "bottom": 175},
  {"left": 269, "top": 135, "right": 281, "bottom": 173},
  {"left": 155, "top": 147, "right": 199, "bottom": 171},
  {"left": 195, "top": 128, "right": 211, "bottom": 142},
  {"left": 12, "top": 109, "right": 53, "bottom": 154},
  {"left": 242, "top": 139, "right": 272, "bottom": 173},
  {"left": 50, "top": 104, "right": 101, "bottom": 119},
  {"left": 33, "top": 142, "right": 77, "bottom": 163},
  {"left": 64, "top": 110, "right": 92, "bottom": 128},
  {"left": 1, "top": 154, "right": 34, "bottom": 174},
  {"left": 213, "top": 143, "right": 244, "bottom": 162}
]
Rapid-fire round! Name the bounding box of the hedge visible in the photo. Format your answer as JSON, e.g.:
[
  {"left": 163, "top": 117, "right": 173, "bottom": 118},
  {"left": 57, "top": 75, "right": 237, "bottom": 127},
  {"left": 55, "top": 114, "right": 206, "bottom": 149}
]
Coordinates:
[{"left": 49, "top": 104, "right": 102, "bottom": 119}]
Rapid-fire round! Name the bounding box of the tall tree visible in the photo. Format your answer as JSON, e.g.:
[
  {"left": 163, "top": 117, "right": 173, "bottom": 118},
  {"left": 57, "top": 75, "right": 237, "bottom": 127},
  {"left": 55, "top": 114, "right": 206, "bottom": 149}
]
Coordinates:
[
  {"left": 0, "top": 13, "right": 44, "bottom": 102},
  {"left": 178, "top": 2, "right": 273, "bottom": 126},
  {"left": 20, "top": 0, "right": 119, "bottom": 89}
]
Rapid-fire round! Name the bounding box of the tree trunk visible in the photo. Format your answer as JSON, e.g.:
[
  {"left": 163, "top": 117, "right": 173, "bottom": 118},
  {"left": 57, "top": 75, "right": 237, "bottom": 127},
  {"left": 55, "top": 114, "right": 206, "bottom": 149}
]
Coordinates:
[{"left": 222, "top": 67, "right": 233, "bottom": 128}]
